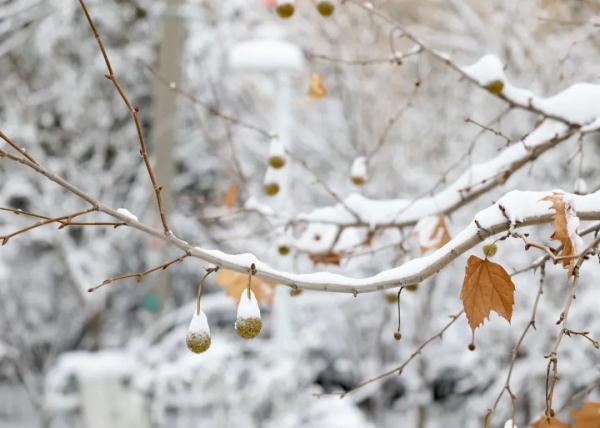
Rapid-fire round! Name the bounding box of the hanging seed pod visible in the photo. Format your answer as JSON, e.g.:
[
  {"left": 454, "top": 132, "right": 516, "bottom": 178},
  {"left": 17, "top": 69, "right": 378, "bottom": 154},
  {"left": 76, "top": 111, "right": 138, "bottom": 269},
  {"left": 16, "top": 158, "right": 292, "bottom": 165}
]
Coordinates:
[
  {"left": 235, "top": 289, "right": 262, "bottom": 339},
  {"left": 350, "top": 156, "right": 368, "bottom": 186},
  {"left": 263, "top": 166, "right": 281, "bottom": 196},
  {"left": 484, "top": 79, "right": 504, "bottom": 95},
  {"left": 186, "top": 310, "right": 211, "bottom": 353},
  {"left": 316, "top": 0, "right": 335, "bottom": 17},
  {"left": 268, "top": 137, "right": 286, "bottom": 169},
  {"left": 276, "top": 0, "right": 295, "bottom": 18},
  {"left": 384, "top": 292, "right": 398, "bottom": 304}
]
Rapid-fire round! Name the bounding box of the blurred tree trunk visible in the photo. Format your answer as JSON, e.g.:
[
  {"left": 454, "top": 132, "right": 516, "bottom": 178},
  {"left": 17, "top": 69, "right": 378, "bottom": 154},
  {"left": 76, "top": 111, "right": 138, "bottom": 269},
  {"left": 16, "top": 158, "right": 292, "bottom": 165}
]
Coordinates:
[{"left": 151, "top": 0, "right": 186, "bottom": 312}]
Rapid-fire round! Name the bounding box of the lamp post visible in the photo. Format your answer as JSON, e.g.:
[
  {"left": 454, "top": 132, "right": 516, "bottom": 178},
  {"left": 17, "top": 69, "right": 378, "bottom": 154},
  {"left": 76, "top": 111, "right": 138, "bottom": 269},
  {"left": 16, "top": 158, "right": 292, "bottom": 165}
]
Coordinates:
[{"left": 228, "top": 26, "right": 304, "bottom": 348}]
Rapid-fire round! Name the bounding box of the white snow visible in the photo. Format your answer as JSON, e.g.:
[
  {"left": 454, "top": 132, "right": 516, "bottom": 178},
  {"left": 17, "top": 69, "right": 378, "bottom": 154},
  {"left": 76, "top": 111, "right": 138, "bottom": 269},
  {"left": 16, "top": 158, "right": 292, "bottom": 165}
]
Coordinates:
[
  {"left": 192, "top": 190, "right": 600, "bottom": 292},
  {"left": 461, "top": 55, "right": 600, "bottom": 125},
  {"left": 564, "top": 193, "right": 585, "bottom": 254},
  {"left": 350, "top": 156, "right": 368, "bottom": 181},
  {"left": 574, "top": 178, "right": 587, "bottom": 195},
  {"left": 294, "top": 78, "right": 598, "bottom": 230},
  {"left": 461, "top": 54, "right": 506, "bottom": 87},
  {"left": 264, "top": 165, "right": 283, "bottom": 186},
  {"left": 413, "top": 215, "right": 443, "bottom": 251},
  {"left": 268, "top": 136, "right": 286, "bottom": 162},
  {"left": 187, "top": 310, "right": 210, "bottom": 336},
  {"left": 237, "top": 289, "right": 261, "bottom": 319},
  {"left": 116, "top": 208, "right": 138, "bottom": 222},
  {"left": 228, "top": 39, "right": 304, "bottom": 72}
]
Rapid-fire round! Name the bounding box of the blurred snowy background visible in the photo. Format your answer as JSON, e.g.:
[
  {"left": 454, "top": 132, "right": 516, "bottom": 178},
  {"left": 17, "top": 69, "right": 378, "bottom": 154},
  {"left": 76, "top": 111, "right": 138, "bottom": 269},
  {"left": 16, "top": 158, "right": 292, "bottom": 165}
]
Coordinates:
[{"left": 1, "top": 0, "right": 600, "bottom": 427}]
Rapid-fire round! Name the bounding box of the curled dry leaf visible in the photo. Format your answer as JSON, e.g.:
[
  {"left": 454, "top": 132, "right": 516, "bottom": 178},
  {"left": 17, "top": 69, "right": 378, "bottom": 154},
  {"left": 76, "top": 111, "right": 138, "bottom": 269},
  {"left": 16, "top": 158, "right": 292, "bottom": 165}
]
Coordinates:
[
  {"left": 224, "top": 183, "right": 239, "bottom": 209},
  {"left": 542, "top": 193, "right": 583, "bottom": 275},
  {"left": 309, "top": 251, "right": 342, "bottom": 266},
  {"left": 308, "top": 72, "right": 327, "bottom": 100},
  {"left": 414, "top": 214, "right": 450, "bottom": 253},
  {"left": 215, "top": 269, "right": 276, "bottom": 305},
  {"left": 460, "top": 255, "right": 515, "bottom": 330},
  {"left": 570, "top": 401, "right": 600, "bottom": 427}
]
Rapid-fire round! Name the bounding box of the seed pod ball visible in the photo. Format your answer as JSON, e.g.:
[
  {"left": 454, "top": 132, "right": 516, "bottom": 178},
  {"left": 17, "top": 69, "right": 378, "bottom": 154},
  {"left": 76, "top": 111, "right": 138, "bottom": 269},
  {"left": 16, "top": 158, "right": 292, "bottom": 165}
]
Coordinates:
[
  {"left": 264, "top": 183, "right": 280, "bottom": 196},
  {"left": 482, "top": 243, "right": 497, "bottom": 258},
  {"left": 268, "top": 136, "right": 287, "bottom": 169},
  {"left": 384, "top": 293, "right": 398, "bottom": 304},
  {"left": 484, "top": 79, "right": 504, "bottom": 95},
  {"left": 276, "top": 2, "right": 295, "bottom": 18},
  {"left": 186, "top": 310, "right": 211, "bottom": 353},
  {"left": 350, "top": 156, "right": 368, "bottom": 187},
  {"left": 316, "top": 1, "right": 335, "bottom": 17},
  {"left": 235, "top": 289, "right": 262, "bottom": 339}
]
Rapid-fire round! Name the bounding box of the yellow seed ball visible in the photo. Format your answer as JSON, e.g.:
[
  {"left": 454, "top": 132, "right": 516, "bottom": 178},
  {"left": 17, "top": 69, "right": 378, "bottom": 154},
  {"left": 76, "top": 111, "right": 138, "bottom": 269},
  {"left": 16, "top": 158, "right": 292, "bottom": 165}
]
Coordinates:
[
  {"left": 264, "top": 183, "right": 280, "bottom": 196},
  {"left": 483, "top": 243, "right": 498, "bottom": 258},
  {"left": 278, "top": 245, "right": 290, "bottom": 256},
  {"left": 276, "top": 3, "right": 295, "bottom": 18},
  {"left": 384, "top": 293, "right": 398, "bottom": 304},
  {"left": 235, "top": 317, "right": 262, "bottom": 339},
  {"left": 485, "top": 80, "right": 504, "bottom": 95},
  {"left": 351, "top": 176, "right": 365, "bottom": 186},
  {"left": 316, "top": 1, "right": 335, "bottom": 16},
  {"left": 186, "top": 332, "right": 211, "bottom": 353},
  {"left": 468, "top": 343, "right": 476, "bottom": 351},
  {"left": 269, "top": 156, "right": 286, "bottom": 169},
  {"left": 290, "top": 288, "right": 303, "bottom": 297},
  {"left": 405, "top": 284, "right": 418, "bottom": 292},
  {"left": 393, "top": 331, "right": 402, "bottom": 341}
]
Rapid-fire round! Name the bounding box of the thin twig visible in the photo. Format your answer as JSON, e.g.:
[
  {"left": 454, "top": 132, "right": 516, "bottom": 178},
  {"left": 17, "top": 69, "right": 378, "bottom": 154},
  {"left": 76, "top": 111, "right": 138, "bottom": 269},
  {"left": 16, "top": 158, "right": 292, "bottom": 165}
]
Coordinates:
[
  {"left": 0, "top": 207, "right": 97, "bottom": 245},
  {"left": 314, "top": 310, "right": 464, "bottom": 398},
  {"left": 544, "top": 233, "right": 600, "bottom": 416},
  {"left": 286, "top": 149, "right": 362, "bottom": 223},
  {"left": 465, "top": 117, "right": 511, "bottom": 146},
  {"left": 88, "top": 253, "right": 191, "bottom": 292},
  {"left": 0, "top": 207, "right": 125, "bottom": 228},
  {"left": 77, "top": 0, "right": 171, "bottom": 235},
  {"left": 484, "top": 264, "right": 546, "bottom": 427},
  {"left": 0, "top": 130, "right": 39, "bottom": 165},
  {"left": 141, "top": 61, "right": 273, "bottom": 139}
]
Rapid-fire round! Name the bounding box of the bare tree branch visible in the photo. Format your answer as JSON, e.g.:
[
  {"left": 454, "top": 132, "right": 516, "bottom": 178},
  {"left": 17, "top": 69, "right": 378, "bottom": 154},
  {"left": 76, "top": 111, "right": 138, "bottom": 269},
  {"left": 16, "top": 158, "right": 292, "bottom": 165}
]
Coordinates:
[{"left": 77, "top": 0, "right": 171, "bottom": 235}]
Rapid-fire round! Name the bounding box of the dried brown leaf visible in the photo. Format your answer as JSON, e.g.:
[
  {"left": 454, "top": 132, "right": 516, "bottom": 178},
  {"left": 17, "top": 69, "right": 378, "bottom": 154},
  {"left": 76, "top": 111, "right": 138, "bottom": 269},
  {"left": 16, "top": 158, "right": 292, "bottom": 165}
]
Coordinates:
[
  {"left": 417, "top": 214, "right": 451, "bottom": 253},
  {"left": 215, "top": 269, "right": 276, "bottom": 305},
  {"left": 308, "top": 72, "right": 327, "bottom": 100},
  {"left": 570, "top": 401, "right": 600, "bottom": 427},
  {"left": 460, "top": 255, "right": 515, "bottom": 330},
  {"left": 224, "top": 184, "right": 239, "bottom": 209},
  {"left": 543, "top": 194, "right": 575, "bottom": 269},
  {"left": 309, "top": 252, "right": 342, "bottom": 266}
]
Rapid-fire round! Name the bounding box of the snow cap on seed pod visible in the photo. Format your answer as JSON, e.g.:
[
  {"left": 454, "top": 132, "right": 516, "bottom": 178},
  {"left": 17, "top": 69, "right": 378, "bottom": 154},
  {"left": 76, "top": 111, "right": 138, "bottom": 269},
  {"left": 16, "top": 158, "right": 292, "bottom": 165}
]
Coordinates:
[
  {"left": 574, "top": 177, "right": 587, "bottom": 195},
  {"left": 350, "top": 156, "right": 368, "bottom": 186},
  {"left": 235, "top": 289, "right": 262, "bottom": 339},
  {"left": 268, "top": 136, "right": 286, "bottom": 169},
  {"left": 186, "top": 310, "right": 211, "bottom": 353},
  {"left": 263, "top": 166, "right": 282, "bottom": 196},
  {"left": 276, "top": 232, "right": 292, "bottom": 256}
]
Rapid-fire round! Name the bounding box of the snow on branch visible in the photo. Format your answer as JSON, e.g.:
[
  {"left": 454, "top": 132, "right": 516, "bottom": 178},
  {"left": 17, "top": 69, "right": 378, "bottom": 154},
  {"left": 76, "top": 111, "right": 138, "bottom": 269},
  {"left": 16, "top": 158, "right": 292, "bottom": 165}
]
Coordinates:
[
  {"left": 294, "top": 109, "right": 597, "bottom": 231},
  {"left": 4, "top": 139, "right": 600, "bottom": 295}
]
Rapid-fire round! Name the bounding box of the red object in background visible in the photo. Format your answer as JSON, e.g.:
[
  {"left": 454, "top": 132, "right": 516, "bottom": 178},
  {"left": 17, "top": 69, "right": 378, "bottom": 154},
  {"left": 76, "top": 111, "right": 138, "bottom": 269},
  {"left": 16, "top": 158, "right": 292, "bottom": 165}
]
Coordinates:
[{"left": 262, "top": 0, "right": 278, "bottom": 8}]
